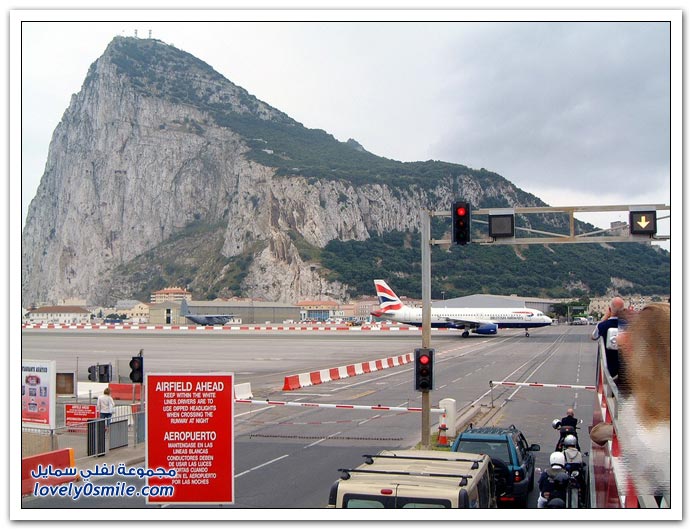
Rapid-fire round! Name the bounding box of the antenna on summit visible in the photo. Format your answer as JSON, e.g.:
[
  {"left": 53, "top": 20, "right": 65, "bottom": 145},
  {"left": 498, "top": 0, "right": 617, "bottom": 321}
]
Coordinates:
[
  {"left": 134, "top": 29, "right": 138, "bottom": 38},
  {"left": 149, "top": 29, "right": 152, "bottom": 39}
]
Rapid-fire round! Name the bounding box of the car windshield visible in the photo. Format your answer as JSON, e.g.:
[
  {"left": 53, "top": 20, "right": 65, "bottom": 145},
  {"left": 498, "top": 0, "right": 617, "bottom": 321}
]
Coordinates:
[{"left": 457, "top": 440, "right": 511, "bottom": 463}]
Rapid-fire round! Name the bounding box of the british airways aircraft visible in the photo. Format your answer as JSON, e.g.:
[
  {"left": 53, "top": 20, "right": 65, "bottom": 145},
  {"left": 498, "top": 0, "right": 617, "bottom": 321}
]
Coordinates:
[{"left": 371, "top": 280, "right": 552, "bottom": 337}]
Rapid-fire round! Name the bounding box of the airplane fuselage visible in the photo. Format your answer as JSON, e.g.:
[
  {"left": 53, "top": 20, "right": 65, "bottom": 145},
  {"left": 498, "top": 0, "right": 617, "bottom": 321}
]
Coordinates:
[
  {"left": 371, "top": 279, "right": 552, "bottom": 336},
  {"left": 379, "top": 306, "right": 552, "bottom": 331}
]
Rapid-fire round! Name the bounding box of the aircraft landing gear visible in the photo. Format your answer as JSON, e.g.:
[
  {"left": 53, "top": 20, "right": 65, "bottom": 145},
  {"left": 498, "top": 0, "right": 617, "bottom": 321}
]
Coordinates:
[
  {"left": 525, "top": 329, "right": 530, "bottom": 337},
  {"left": 462, "top": 330, "right": 470, "bottom": 338}
]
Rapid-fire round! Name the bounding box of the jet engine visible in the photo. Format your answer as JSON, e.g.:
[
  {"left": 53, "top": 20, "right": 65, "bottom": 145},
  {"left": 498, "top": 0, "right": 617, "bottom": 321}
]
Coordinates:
[{"left": 473, "top": 323, "right": 498, "bottom": 335}]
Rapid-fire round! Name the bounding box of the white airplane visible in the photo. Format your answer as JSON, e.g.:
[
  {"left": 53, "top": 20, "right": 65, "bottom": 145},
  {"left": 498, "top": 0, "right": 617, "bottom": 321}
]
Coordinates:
[{"left": 371, "top": 279, "right": 552, "bottom": 337}]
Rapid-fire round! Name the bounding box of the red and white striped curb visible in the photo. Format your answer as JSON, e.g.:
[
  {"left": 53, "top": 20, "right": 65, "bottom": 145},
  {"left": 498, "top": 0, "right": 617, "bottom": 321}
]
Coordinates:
[
  {"left": 235, "top": 398, "right": 444, "bottom": 414},
  {"left": 282, "top": 353, "right": 414, "bottom": 391},
  {"left": 21, "top": 324, "right": 421, "bottom": 332},
  {"left": 489, "top": 380, "right": 596, "bottom": 391}
]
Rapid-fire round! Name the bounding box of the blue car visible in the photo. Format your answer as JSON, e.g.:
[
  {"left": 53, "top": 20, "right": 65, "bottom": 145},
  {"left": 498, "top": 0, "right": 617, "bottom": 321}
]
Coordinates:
[{"left": 452, "top": 424, "right": 540, "bottom": 507}]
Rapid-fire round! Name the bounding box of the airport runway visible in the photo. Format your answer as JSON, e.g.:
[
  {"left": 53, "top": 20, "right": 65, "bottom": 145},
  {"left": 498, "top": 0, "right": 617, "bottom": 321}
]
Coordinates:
[{"left": 21, "top": 325, "right": 598, "bottom": 510}]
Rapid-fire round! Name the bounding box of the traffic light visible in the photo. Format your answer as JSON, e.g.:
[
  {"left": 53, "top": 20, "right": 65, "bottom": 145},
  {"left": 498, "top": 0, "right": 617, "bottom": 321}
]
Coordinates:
[
  {"left": 98, "top": 364, "right": 112, "bottom": 383},
  {"left": 488, "top": 210, "right": 515, "bottom": 239},
  {"left": 414, "top": 348, "right": 434, "bottom": 392},
  {"left": 129, "top": 355, "right": 144, "bottom": 383},
  {"left": 452, "top": 201, "right": 472, "bottom": 245},
  {"left": 629, "top": 210, "right": 657, "bottom": 236},
  {"left": 88, "top": 365, "right": 98, "bottom": 382}
]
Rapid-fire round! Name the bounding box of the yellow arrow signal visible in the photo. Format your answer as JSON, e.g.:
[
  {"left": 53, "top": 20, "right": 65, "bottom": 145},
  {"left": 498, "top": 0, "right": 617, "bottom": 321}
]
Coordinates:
[
  {"left": 629, "top": 210, "right": 657, "bottom": 235},
  {"left": 636, "top": 215, "right": 650, "bottom": 229}
]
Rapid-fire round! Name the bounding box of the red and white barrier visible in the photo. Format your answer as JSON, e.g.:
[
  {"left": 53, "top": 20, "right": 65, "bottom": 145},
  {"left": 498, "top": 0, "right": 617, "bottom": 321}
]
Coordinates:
[
  {"left": 235, "top": 398, "right": 444, "bottom": 414},
  {"left": 489, "top": 380, "right": 596, "bottom": 391},
  {"left": 283, "top": 352, "right": 414, "bottom": 390},
  {"left": 21, "top": 323, "right": 421, "bottom": 332}
]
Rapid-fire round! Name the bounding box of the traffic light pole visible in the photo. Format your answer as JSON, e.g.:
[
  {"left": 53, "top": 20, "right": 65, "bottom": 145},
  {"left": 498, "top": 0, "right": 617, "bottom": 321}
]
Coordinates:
[{"left": 420, "top": 210, "right": 432, "bottom": 449}]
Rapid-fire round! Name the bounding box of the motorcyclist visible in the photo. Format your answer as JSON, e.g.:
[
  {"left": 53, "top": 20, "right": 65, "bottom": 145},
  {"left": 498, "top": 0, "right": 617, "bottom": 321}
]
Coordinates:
[
  {"left": 554, "top": 410, "right": 581, "bottom": 451},
  {"left": 537, "top": 452, "right": 569, "bottom": 508},
  {"left": 561, "top": 408, "right": 579, "bottom": 429},
  {"left": 562, "top": 434, "right": 583, "bottom": 472},
  {"left": 562, "top": 434, "right": 586, "bottom": 506}
]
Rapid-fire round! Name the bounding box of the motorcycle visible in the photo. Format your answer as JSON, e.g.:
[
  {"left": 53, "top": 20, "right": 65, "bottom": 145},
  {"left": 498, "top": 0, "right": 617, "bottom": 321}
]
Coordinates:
[
  {"left": 535, "top": 466, "right": 588, "bottom": 509},
  {"left": 551, "top": 418, "right": 582, "bottom": 451}
]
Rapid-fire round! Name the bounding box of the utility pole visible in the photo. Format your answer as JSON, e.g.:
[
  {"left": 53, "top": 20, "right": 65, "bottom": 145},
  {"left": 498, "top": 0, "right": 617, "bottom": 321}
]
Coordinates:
[{"left": 420, "top": 209, "right": 432, "bottom": 448}]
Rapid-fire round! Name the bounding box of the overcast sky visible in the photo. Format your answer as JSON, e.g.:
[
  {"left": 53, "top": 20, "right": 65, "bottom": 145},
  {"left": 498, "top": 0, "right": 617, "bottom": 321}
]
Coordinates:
[{"left": 16, "top": 9, "right": 678, "bottom": 242}]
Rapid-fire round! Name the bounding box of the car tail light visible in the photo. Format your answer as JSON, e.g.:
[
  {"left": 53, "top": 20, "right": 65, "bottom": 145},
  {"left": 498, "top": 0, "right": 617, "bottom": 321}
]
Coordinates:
[{"left": 514, "top": 469, "right": 525, "bottom": 482}]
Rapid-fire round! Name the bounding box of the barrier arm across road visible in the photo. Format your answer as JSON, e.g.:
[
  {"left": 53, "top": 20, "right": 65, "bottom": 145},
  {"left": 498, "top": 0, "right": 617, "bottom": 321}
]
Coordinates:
[
  {"left": 234, "top": 398, "right": 445, "bottom": 414},
  {"left": 488, "top": 380, "right": 596, "bottom": 408}
]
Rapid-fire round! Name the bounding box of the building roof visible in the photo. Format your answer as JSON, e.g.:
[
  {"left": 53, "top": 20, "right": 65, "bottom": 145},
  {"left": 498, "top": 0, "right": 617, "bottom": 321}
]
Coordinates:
[
  {"left": 296, "top": 300, "right": 339, "bottom": 307},
  {"left": 432, "top": 294, "right": 559, "bottom": 309},
  {"left": 187, "top": 301, "right": 298, "bottom": 309},
  {"left": 29, "top": 305, "right": 90, "bottom": 314},
  {"left": 153, "top": 287, "right": 190, "bottom": 295}
]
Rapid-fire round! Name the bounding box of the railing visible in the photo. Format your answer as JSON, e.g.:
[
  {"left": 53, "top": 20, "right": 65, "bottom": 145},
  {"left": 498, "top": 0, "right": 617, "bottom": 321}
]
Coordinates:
[
  {"left": 589, "top": 338, "right": 670, "bottom": 508},
  {"left": 22, "top": 407, "right": 145, "bottom": 462}
]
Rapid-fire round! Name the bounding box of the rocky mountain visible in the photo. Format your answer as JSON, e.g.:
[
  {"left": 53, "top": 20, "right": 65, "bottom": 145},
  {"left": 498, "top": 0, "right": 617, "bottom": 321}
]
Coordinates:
[{"left": 21, "top": 37, "right": 669, "bottom": 306}]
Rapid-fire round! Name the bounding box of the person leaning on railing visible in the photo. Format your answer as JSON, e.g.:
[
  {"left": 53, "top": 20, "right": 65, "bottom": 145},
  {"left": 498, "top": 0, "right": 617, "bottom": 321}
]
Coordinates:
[
  {"left": 614, "top": 303, "right": 671, "bottom": 498},
  {"left": 591, "top": 296, "right": 627, "bottom": 380}
]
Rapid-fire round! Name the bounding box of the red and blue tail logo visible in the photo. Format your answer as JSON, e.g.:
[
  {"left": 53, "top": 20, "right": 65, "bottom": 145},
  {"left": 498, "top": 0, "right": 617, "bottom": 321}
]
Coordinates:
[{"left": 374, "top": 280, "right": 403, "bottom": 312}]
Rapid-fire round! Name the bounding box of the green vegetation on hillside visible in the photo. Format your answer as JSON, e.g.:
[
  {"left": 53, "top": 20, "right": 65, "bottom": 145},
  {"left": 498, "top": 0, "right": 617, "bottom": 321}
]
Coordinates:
[{"left": 319, "top": 223, "right": 670, "bottom": 299}]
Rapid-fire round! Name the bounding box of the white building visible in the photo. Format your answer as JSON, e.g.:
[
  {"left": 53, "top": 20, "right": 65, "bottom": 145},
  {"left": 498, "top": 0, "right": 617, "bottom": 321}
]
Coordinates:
[{"left": 25, "top": 305, "right": 91, "bottom": 325}]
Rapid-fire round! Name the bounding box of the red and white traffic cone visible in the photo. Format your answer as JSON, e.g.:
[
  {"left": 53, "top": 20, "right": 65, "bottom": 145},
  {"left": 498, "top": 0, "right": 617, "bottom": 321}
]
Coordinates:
[{"left": 438, "top": 422, "right": 449, "bottom": 446}]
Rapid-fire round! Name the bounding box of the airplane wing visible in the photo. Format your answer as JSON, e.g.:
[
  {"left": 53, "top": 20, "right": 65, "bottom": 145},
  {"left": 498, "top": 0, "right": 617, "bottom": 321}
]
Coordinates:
[{"left": 444, "top": 316, "right": 490, "bottom": 328}]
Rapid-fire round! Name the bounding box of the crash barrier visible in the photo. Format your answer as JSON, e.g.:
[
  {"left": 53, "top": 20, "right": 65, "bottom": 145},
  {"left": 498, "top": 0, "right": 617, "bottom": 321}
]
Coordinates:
[
  {"left": 233, "top": 382, "right": 253, "bottom": 400},
  {"left": 589, "top": 338, "right": 670, "bottom": 509},
  {"left": 109, "top": 383, "right": 142, "bottom": 401},
  {"left": 283, "top": 352, "right": 414, "bottom": 390},
  {"left": 22, "top": 448, "right": 76, "bottom": 496},
  {"left": 22, "top": 323, "right": 421, "bottom": 331}
]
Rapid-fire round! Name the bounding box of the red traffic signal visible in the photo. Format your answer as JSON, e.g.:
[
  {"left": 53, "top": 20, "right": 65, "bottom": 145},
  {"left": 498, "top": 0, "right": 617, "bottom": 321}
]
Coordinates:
[
  {"left": 452, "top": 201, "right": 471, "bottom": 245},
  {"left": 414, "top": 348, "right": 434, "bottom": 391}
]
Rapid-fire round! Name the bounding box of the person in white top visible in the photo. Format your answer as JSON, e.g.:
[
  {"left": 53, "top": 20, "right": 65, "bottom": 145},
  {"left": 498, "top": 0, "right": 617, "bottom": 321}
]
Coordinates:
[{"left": 97, "top": 387, "right": 115, "bottom": 426}]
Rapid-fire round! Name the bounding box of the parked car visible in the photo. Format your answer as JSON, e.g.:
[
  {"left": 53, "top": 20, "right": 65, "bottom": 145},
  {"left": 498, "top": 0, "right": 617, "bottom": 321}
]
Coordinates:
[{"left": 451, "top": 424, "right": 540, "bottom": 507}]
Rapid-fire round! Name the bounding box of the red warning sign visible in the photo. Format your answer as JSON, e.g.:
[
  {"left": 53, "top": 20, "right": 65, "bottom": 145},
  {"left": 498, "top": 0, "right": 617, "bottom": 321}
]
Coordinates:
[
  {"left": 146, "top": 373, "right": 234, "bottom": 504},
  {"left": 65, "top": 403, "right": 97, "bottom": 431}
]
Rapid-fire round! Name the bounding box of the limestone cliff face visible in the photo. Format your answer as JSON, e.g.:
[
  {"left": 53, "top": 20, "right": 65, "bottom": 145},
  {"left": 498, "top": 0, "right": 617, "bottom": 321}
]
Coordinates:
[{"left": 21, "top": 37, "right": 535, "bottom": 306}]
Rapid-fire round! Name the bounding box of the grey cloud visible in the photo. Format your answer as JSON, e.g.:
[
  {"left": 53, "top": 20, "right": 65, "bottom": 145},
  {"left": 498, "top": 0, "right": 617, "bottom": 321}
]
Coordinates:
[{"left": 431, "top": 22, "right": 670, "bottom": 198}]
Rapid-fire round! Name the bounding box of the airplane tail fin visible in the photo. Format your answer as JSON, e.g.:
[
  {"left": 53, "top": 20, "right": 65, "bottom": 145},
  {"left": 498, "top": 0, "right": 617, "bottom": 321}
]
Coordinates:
[{"left": 373, "top": 280, "right": 404, "bottom": 314}]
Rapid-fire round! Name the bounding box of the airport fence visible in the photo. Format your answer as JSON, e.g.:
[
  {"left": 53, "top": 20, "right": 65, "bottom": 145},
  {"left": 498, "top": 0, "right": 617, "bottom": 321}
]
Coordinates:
[{"left": 21, "top": 406, "right": 146, "bottom": 460}]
